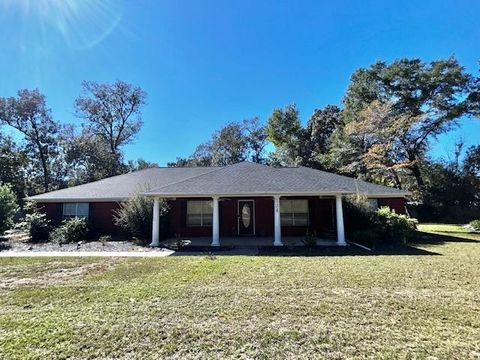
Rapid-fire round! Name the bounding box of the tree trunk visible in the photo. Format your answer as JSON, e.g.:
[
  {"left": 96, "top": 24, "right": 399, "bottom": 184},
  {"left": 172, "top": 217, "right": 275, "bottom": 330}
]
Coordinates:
[
  {"left": 390, "top": 169, "right": 402, "bottom": 189},
  {"left": 406, "top": 149, "right": 425, "bottom": 193},
  {"left": 410, "top": 162, "right": 425, "bottom": 192},
  {"left": 37, "top": 144, "right": 49, "bottom": 192}
]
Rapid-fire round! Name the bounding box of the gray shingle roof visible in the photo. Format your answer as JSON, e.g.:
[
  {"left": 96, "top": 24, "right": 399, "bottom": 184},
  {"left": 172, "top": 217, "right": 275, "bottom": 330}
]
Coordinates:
[
  {"left": 145, "top": 162, "right": 408, "bottom": 197},
  {"left": 29, "top": 161, "right": 408, "bottom": 202},
  {"left": 28, "top": 167, "right": 219, "bottom": 202}
]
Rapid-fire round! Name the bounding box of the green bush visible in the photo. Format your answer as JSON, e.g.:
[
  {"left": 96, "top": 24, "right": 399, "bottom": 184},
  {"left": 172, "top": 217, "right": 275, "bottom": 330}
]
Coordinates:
[
  {"left": 345, "top": 199, "right": 418, "bottom": 248},
  {"left": 113, "top": 193, "right": 169, "bottom": 245},
  {"left": 344, "top": 196, "right": 375, "bottom": 235},
  {"left": 16, "top": 202, "right": 50, "bottom": 243},
  {"left": 98, "top": 235, "right": 112, "bottom": 243},
  {"left": 469, "top": 219, "right": 480, "bottom": 231},
  {"left": 0, "top": 183, "right": 19, "bottom": 235},
  {"left": 49, "top": 218, "right": 88, "bottom": 244},
  {"left": 374, "top": 207, "right": 418, "bottom": 244}
]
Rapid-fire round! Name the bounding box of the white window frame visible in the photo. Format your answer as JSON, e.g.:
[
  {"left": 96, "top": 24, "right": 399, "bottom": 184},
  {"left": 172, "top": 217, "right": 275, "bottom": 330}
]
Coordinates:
[
  {"left": 186, "top": 200, "right": 213, "bottom": 227},
  {"left": 280, "top": 199, "right": 309, "bottom": 227},
  {"left": 62, "top": 203, "right": 89, "bottom": 219}
]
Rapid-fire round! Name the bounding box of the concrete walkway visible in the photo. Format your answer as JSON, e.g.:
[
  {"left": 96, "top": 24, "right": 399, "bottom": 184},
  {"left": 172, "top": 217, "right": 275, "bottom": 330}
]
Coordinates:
[{"left": 0, "top": 249, "right": 176, "bottom": 257}]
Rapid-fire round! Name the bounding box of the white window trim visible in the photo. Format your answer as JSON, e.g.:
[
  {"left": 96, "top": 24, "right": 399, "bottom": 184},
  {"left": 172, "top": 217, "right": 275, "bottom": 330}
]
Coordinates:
[
  {"left": 280, "top": 199, "right": 309, "bottom": 227},
  {"left": 186, "top": 200, "right": 213, "bottom": 227},
  {"left": 62, "top": 203, "right": 89, "bottom": 219}
]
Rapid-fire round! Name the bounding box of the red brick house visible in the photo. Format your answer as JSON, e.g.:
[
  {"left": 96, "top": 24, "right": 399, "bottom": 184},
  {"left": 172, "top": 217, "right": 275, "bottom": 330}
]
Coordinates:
[{"left": 29, "top": 162, "right": 409, "bottom": 246}]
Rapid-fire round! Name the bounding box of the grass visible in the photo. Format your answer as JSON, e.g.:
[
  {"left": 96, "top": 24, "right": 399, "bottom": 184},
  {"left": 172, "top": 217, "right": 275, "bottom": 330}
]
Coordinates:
[{"left": 0, "top": 225, "right": 479, "bottom": 359}]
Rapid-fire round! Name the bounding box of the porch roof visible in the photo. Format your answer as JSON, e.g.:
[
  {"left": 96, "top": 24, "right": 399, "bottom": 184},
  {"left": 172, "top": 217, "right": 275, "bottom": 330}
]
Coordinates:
[{"left": 145, "top": 162, "right": 409, "bottom": 198}]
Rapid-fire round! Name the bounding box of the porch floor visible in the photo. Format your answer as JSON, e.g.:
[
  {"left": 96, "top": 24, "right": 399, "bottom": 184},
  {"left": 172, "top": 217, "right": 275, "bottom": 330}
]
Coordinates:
[{"left": 160, "top": 236, "right": 338, "bottom": 248}]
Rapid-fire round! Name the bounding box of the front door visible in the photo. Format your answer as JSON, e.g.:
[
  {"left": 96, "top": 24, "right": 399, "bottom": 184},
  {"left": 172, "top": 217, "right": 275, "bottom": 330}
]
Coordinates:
[{"left": 238, "top": 200, "right": 255, "bottom": 235}]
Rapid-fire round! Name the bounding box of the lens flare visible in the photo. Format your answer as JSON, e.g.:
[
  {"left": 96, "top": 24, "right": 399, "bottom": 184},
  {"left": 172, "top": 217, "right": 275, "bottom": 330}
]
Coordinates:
[{"left": 1, "top": 0, "right": 123, "bottom": 50}]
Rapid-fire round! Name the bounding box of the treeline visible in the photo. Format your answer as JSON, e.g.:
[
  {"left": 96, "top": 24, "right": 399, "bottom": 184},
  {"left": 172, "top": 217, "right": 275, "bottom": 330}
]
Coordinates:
[
  {"left": 0, "top": 80, "right": 156, "bottom": 200},
  {"left": 168, "top": 57, "right": 480, "bottom": 220},
  {"left": 1, "top": 57, "right": 480, "bottom": 221}
]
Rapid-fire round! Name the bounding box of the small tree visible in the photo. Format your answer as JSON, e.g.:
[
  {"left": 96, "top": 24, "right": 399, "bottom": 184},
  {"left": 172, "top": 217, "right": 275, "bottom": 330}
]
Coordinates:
[
  {"left": 0, "top": 183, "right": 19, "bottom": 234},
  {"left": 113, "top": 193, "right": 169, "bottom": 244},
  {"left": 16, "top": 202, "right": 50, "bottom": 243}
]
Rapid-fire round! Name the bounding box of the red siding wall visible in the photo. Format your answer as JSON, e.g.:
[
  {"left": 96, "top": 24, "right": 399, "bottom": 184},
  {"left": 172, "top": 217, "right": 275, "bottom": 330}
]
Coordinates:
[
  {"left": 168, "top": 197, "right": 337, "bottom": 238},
  {"left": 378, "top": 198, "right": 407, "bottom": 215},
  {"left": 168, "top": 198, "right": 212, "bottom": 237},
  {"left": 37, "top": 202, "right": 123, "bottom": 236},
  {"left": 38, "top": 196, "right": 407, "bottom": 240},
  {"left": 89, "top": 202, "right": 122, "bottom": 235},
  {"left": 38, "top": 203, "right": 63, "bottom": 226}
]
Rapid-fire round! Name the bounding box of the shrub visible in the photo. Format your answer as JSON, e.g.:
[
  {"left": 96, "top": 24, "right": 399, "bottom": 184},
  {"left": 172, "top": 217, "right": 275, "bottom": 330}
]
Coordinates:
[
  {"left": 16, "top": 202, "right": 50, "bottom": 243},
  {"left": 98, "top": 235, "right": 112, "bottom": 244},
  {"left": 0, "top": 183, "right": 19, "bottom": 235},
  {"left": 374, "top": 207, "right": 418, "bottom": 244},
  {"left": 468, "top": 219, "right": 480, "bottom": 231},
  {"left": 345, "top": 200, "right": 418, "bottom": 249},
  {"left": 113, "top": 193, "right": 169, "bottom": 245},
  {"left": 344, "top": 196, "right": 376, "bottom": 235},
  {"left": 49, "top": 218, "right": 88, "bottom": 244}
]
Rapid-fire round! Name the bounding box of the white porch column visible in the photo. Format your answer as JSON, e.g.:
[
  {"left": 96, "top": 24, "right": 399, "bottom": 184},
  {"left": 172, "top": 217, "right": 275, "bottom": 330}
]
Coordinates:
[
  {"left": 150, "top": 197, "right": 160, "bottom": 247},
  {"left": 335, "top": 195, "right": 347, "bottom": 246},
  {"left": 211, "top": 196, "right": 220, "bottom": 246},
  {"left": 273, "top": 195, "right": 283, "bottom": 246}
]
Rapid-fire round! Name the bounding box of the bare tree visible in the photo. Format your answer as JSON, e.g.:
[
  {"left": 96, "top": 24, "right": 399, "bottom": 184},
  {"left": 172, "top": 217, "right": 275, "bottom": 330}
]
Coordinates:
[
  {"left": 75, "top": 80, "right": 146, "bottom": 175},
  {"left": 243, "top": 117, "right": 268, "bottom": 164}
]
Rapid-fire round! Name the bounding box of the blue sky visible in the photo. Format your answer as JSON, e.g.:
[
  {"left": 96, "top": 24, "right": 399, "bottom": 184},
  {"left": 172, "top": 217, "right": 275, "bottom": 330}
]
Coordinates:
[{"left": 0, "top": 0, "right": 479, "bottom": 165}]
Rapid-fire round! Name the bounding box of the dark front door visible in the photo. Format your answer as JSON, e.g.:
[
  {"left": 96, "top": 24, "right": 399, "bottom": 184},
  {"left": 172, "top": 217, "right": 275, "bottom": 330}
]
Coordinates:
[{"left": 238, "top": 200, "right": 254, "bottom": 235}]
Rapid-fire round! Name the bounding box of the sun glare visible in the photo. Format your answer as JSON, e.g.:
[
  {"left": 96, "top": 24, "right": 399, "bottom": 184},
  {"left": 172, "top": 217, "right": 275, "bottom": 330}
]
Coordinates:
[{"left": 1, "top": 0, "right": 123, "bottom": 50}]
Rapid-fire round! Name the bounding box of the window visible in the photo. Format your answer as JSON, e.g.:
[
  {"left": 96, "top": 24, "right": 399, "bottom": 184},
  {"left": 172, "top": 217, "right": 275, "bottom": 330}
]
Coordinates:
[
  {"left": 280, "top": 199, "right": 309, "bottom": 226},
  {"left": 186, "top": 200, "right": 213, "bottom": 227},
  {"left": 63, "top": 203, "right": 89, "bottom": 219}
]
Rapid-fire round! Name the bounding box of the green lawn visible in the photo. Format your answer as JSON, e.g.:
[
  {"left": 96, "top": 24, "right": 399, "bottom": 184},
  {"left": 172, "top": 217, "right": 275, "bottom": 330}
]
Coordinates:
[{"left": 1, "top": 225, "right": 479, "bottom": 359}]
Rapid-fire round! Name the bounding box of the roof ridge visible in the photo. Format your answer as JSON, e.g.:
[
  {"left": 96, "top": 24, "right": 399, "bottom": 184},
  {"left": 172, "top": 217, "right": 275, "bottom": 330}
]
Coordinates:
[
  {"left": 145, "top": 161, "right": 262, "bottom": 194},
  {"left": 146, "top": 166, "right": 227, "bottom": 193}
]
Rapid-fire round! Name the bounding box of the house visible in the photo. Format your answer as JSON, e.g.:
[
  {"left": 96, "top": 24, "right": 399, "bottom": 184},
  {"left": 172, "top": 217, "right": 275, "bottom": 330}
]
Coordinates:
[{"left": 29, "top": 161, "right": 409, "bottom": 246}]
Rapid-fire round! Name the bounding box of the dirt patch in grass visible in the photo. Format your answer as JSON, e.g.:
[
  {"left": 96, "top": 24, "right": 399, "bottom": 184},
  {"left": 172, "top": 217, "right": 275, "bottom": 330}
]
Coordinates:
[{"left": 0, "top": 257, "right": 121, "bottom": 290}]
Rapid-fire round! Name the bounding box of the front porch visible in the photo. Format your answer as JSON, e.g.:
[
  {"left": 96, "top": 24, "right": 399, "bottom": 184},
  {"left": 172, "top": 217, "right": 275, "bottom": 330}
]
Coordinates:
[
  {"left": 160, "top": 236, "right": 338, "bottom": 248},
  {"left": 150, "top": 194, "right": 348, "bottom": 248}
]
